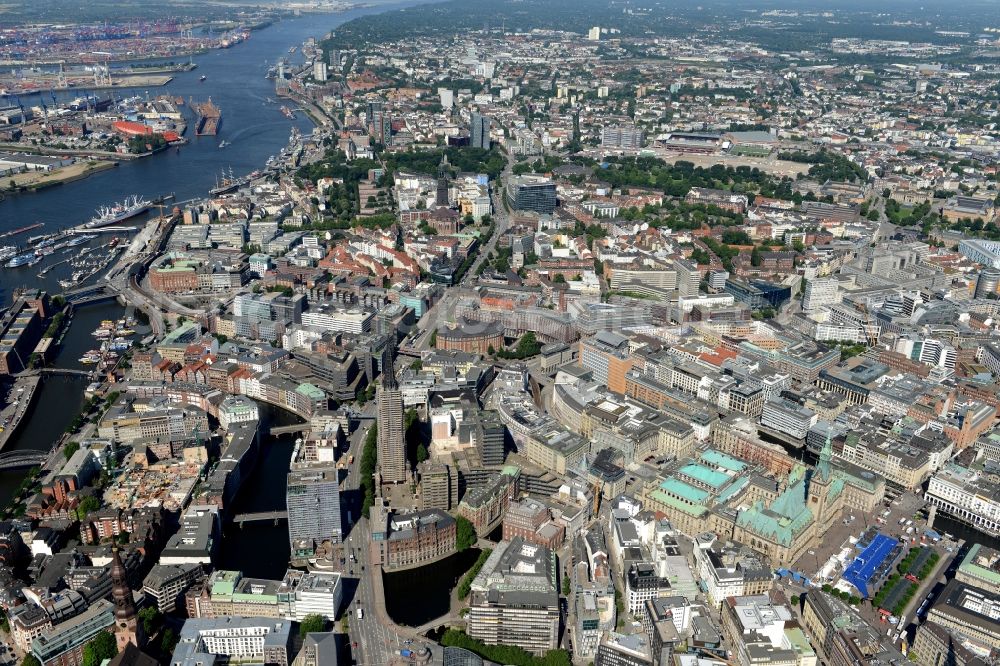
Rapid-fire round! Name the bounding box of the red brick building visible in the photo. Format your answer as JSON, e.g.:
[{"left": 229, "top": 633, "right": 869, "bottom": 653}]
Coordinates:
[{"left": 502, "top": 498, "right": 565, "bottom": 549}]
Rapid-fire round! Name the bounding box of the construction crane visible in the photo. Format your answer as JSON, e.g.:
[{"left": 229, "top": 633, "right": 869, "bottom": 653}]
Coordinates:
[{"left": 11, "top": 94, "right": 25, "bottom": 125}]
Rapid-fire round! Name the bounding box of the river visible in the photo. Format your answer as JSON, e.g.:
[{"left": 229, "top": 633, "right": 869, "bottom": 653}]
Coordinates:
[
  {"left": 0, "top": 1, "right": 423, "bottom": 294},
  {"left": 0, "top": 2, "right": 424, "bottom": 522}
]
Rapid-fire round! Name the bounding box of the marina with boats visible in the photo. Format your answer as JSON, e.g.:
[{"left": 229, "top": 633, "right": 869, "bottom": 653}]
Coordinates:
[{"left": 80, "top": 318, "right": 135, "bottom": 367}]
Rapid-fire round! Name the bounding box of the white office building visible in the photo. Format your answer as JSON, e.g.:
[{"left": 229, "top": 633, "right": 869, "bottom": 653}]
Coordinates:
[
  {"left": 170, "top": 617, "right": 292, "bottom": 666},
  {"left": 925, "top": 463, "right": 1000, "bottom": 537},
  {"left": 281, "top": 570, "right": 343, "bottom": 621},
  {"left": 802, "top": 277, "right": 841, "bottom": 312},
  {"left": 301, "top": 305, "right": 374, "bottom": 334}
]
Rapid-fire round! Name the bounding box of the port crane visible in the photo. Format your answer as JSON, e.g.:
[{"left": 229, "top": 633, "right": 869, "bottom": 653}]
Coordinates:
[{"left": 10, "top": 94, "right": 25, "bottom": 125}]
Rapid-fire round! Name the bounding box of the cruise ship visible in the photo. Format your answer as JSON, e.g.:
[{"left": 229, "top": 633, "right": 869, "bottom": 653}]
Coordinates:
[
  {"left": 81, "top": 195, "right": 152, "bottom": 229},
  {"left": 5, "top": 253, "right": 35, "bottom": 268}
]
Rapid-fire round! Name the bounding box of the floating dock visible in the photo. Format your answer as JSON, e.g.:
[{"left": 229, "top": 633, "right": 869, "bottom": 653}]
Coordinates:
[{"left": 192, "top": 97, "right": 222, "bottom": 136}]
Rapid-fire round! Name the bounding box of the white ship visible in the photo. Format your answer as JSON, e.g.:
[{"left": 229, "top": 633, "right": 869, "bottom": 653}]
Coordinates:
[
  {"left": 82, "top": 195, "right": 152, "bottom": 229},
  {"left": 5, "top": 253, "right": 34, "bottom": 268}
]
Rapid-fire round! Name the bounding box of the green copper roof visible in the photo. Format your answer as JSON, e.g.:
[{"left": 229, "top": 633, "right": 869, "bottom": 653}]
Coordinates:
[
  {"left": 738, "top": 479, "right": 814, "bottom": 547},
  {"left": 959, "top": 544, "right": 1000, "bottom": 587},
  {"left": 649, "top": 490, "right": 709, "bottom": 517},
  {"left": 771, "top": 480, "right": 807, "bottom": 519},
  {"left": 679, "top": 463, "right": 730, "bottom": 489},
  {"left": 295, "top": 382, "right": 325, "bottom": 399},
  {"left": 785, "top": 627, "right": 815, "bottom": 658},
  {"left": 659, "top": 478, "right": 710, "bottom": 505},
  {"left": 736, "top": 501, "right": 813, "bottom": 547},
  {"left": 700, "top": 448, "right": 746, "bottom": 472}
]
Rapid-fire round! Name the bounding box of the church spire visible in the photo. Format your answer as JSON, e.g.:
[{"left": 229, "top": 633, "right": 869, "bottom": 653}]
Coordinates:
[
  {"left": 817, "top": 430, "right": 833, "bottom": 482},
  {"left": 110, "top": 547, "right": 143, "bottom": 651},
  {"left": 111, "top": 547, "right": 136, "bottom": 621}
]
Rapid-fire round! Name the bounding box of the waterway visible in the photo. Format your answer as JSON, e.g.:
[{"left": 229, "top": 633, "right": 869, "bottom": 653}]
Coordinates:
[
  {"left": 216, "top": 404, "right": 303, "bottom": 579},
  {"left": 0, "top": 1, "right": 424, "bottom": 513},
  {"left": 383, "top": 549, "right": 482, "bottom": 627},
  {"left": 0, "top": 1, "right": 424, "bottom": 294},
  {"left": 931, "top": 513, "right": 1000, "bottom": 552}
]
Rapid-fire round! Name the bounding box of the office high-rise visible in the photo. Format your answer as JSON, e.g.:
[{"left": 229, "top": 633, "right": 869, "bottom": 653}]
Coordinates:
[
  {"left": 975, "top": 267, "right": 1000, "bottom": 299},
  {"left": 377, "top": 348, "right": 406, "bottom": 484},
  {"left": 471, "top": 112, "right": 491, "bottom": 149},
  {"left": 287, "top": 463, "right": 342, "bottom": 561},
  {"left": 313, "top": 61, "right": 328, "bottom": 82},
  {"left": 365, "top": 100, "right": 383, "bottom": 128},
  {"left": 506, "top": 175, "right": 557, "bottom": 214}
]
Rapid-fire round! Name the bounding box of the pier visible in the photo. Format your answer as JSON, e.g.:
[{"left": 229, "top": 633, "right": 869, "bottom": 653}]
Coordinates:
[
  {"left": 66, "top": 226, "right": 137, "bottom": 235},
  {"left": 0, "top": 223, "right": 44, "bottom": 240},
  {"left": 16, "top": 368, "right": 97, "bottom": 379}
]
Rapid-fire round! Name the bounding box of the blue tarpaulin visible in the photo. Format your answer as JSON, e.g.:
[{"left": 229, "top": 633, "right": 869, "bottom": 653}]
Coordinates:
[{"left": 843, "top": 533, "right": 901, "bottom": 598}]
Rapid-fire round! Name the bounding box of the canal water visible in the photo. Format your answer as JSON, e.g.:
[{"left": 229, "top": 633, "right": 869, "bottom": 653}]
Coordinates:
[
  {"left": 216, "top": 403, "right": 303, "bottom": 579},
  {"left": 931, "top": 513, "right": 1000, "bottom": 552},
  {"left": 382, "top": 549, "right": 482, "bottom": 626}
]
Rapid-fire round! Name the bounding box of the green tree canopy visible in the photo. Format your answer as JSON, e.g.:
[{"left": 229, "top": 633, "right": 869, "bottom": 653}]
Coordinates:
[
  {"left": 299, "top": 614, "right": 326, "bottom": 637},
  {"left": 81, "top": 631, "right": 118, "bottom": 666},
  {"left": 456, "top": 516, "right": 477, "bottom": 551},
  {"left": 76, "top": 496, "right": 101, "bottom": 521},
  {"left": 63, "top": 442, "right": 80, "bottom": 460}
]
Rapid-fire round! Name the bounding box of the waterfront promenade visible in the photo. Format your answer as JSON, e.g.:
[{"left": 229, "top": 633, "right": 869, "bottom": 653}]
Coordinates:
[{"left": 0, "top": 375, "right": 41, "bottom": 452}]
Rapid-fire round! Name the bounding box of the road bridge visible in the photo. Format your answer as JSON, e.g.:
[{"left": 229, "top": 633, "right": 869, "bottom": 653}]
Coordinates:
[
  {"left": 396, "top": 346, "right": 422, "bottom": 359},
  {"left": 0, "top": 451, "right": 49, "bottom": 471},
  {"left": 62, "top": 282, "right": 120, "bottom": 305},
  {"left": 232, "top": 510, "right": 288, "bottom": 526},
  {"left": 269, "top": 424, "right": 309, "bottom": 436}
]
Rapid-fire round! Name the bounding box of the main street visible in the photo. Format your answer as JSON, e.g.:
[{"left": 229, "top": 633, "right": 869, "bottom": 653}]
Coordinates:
[
  {"left": 339, "top": 405, "right": 422, "bottom": 665},
  {"left": 410, "top": 150, "right": 518, "bottom": 351}
]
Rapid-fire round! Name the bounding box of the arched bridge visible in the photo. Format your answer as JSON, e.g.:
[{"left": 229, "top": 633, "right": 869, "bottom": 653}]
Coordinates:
[{"left": 0, "top": 451, "right": 49, "bottom": 470}]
